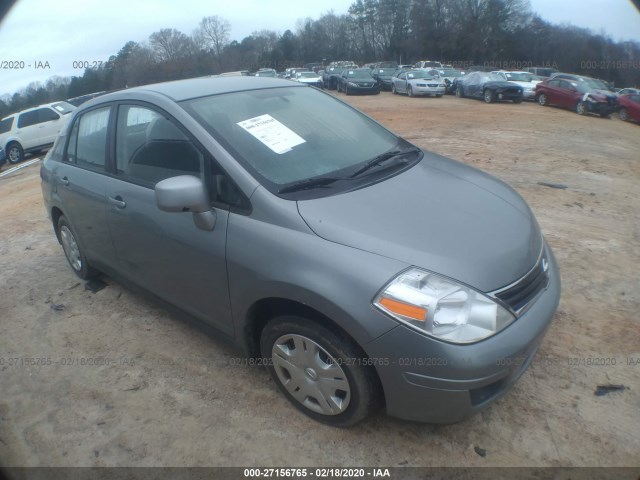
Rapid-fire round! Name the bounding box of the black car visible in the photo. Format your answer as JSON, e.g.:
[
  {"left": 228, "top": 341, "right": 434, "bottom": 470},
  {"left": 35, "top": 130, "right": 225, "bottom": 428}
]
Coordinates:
[
  {"left": 337, "top": 69, "right": 380, "bottom": 95},
  {"left": 323, "top": 65, "right": 356, "bottom": 90},
  {"left": 371, "top": 68, "right": 400, "bottom": 91},
  {"left": 455, "top": 72, "right": 523, "bottom": 103}
]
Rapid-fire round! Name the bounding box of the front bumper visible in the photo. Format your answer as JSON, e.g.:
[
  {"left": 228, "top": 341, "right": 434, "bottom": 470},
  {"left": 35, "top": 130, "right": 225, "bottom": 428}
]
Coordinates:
[
  {"left": 346, "top": 84, "right": 380, "bottom": 94},
  {"left": 412, "top": 85, "right": 446, "bottom": 96},
  {"left": 363, "top": 243, "right": 561, "bottom": 424},
  {"left": 523, "top": 89, "right": 536, "bottom": 100}
]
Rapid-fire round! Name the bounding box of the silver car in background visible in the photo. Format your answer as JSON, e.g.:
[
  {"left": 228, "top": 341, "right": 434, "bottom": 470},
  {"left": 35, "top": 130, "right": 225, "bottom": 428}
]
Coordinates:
[
  {"left": 41, "top": 77, "right": 560, "bottom": 426},
  {"left": 391, "top": 69, "right": 446, "bottom": 97}
]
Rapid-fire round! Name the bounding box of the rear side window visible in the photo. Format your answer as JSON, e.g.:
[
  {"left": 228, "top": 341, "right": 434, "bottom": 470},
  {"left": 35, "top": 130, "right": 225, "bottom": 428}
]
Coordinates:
[
  {"left": 0, "top": 117, "right": 13, "bottom": 134},
  {"left": 65, "top": 107, "right": 110, "bottom": 169},
  {"left": 17, "top": 110, "right": 39, "bottom": 128}
]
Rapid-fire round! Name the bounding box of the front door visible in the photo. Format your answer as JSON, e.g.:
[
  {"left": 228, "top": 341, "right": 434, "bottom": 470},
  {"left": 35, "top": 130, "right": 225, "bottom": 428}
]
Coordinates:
[{"left": 104, "top": 104, "right": 233, "bottom": 335}]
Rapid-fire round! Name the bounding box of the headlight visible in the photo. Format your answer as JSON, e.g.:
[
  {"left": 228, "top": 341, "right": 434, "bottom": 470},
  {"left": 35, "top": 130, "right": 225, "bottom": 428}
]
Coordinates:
[
  {"left": 348, "top": 82, "right": 358, "bottom": 87},
  {"left": 374, "top": 268, "right": 515, "bottom": 344}
]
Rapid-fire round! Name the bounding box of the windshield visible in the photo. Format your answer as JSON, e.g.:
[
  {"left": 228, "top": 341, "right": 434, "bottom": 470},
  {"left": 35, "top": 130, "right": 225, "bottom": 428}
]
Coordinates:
[
  {"left": 298, "top": 72, "right": 319, "bottom": 78},
  {"left": 377, "top": 68, "right": 398, "bottom": 75},
  {"left": 502, "top": 72, "right": 532, "bottom": 82},
  {"left": 346, "top": 70, "right": 373, "bottom": 79},
  {"left": 51, "top": 101, "right": 75, "bottom": 114},
  {"left": 441, "top": 70, "right": 463, "bottom": 77},
  {"left": 405, "top": 70, "right": 433, "bottom": 79},
  {"left": 183, "top": 86, "right": 400, "bottom": 192}
]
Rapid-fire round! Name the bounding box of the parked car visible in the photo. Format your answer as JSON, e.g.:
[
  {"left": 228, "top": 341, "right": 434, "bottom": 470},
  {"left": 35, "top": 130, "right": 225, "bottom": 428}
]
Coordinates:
[
  {"left": 293, "top": 71, "right": 323, "bottom": 88},
  {"left": 371, "top": 67, "right": 400, "bottom": 91},
  {"left": 535, "top": 76, "right": 619, "bottom": 117},
  {"left": 618, "top": 94, "right": 640, "bottom": 123},
  {"left": 323, "top": 65, "right": 355, "bottom": 90},
  {"left": 391, "top": 70, "right": 446, "bottom": 97},
  {"left": 414, "top": 60, "right": 442, "bottom": 69},
  {"left": 0, "top": 101, "right": 76, "bottom": 164},
  {"left": 491, "top": 71, "right": 540, "bottom": 100},
  {"left": 550, "top": 73, "right": 615, "bottom": 92},
  {"left": 455, "top": 72, "right": 523, "bottom": 103},
  {"left": 617, "top": 88, "right": 640, "bottom": 95},
  {"left": 337, "top": 68, "right": 380, "bottom": 95},
  {"left": 526, "top": 67, "right": 558, "bottom": 78},
  {"left": 255, "top": 68, "right": 277, "bottom": 77},
  {"left": 426, "top": 69, "right": 465, "bottom": 94},
  {"left": 39, "top": 76, "right": 561, "bottom": 426}
]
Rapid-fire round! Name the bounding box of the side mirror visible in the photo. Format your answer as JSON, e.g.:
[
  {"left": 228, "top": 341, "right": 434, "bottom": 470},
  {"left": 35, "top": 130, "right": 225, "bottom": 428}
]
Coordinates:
[{"left": 155, "top": 175, "right": 216, "bottom": 231}]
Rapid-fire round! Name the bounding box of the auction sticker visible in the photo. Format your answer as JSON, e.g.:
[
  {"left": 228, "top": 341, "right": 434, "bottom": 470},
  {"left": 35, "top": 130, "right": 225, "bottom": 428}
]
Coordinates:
[{"left": 237, "top": 114, "right": 305, "bottom": 154}]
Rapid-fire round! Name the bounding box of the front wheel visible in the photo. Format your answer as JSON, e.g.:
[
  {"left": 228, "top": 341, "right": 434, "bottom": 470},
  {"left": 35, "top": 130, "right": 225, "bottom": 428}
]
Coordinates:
[
  {"left": 576, "top": 101, "right": 587, "bottom": 115},
  {"left": 407, "top": 85, "right": 413, "bottom": 97},
  {"left": 57, "top": 216, "right": 98, "bottom": 279},
  {"left": 391, "top": 84, "right": 397, "bottom": 95},
  {"left": 455, "top": 87, "right": 463, "bottom": 98},
  {"left": 537, "top": 93, "right": 548, "bottom": 106},
  {"left": 6, "top": 142, "right": 24, "bottom": 164},
  {"left": 260, "top": 316, "right": 382, "bottom": 427},
  {"left": 619, "top": 108, "right": 629, "bottom": 121},
  {"left": 484, "top": 89, "right": 494, "bottom": 103}
]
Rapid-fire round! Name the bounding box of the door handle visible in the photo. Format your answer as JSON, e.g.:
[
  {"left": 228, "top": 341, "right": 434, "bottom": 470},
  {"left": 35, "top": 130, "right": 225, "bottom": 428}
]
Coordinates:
[
  {"left": 108, "top": 196, "right": 126, "bottom": 209},
  {"left": 59, "top": 176, "right": 69, "bottom": 186}
]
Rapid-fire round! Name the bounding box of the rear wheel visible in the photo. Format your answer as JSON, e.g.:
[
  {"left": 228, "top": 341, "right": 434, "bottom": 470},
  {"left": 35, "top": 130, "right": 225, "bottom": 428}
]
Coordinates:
[
  {"left": 619, "top": 108, "right": 629, "bottom": 121},
  {"left": 260, "top": 316, "right": 382, "bottom": 427},
  {"left": 57, "top": 216, "right": 98, "bottom": 279},
  {"left": 537, "top": 93, "right": 548, "bottom": 106},
  {"left": 6, "top": 142, "right": 24, "bottom": 164},
  {"left": 484, "top": 89, "right": 494, "bottom": 103}
]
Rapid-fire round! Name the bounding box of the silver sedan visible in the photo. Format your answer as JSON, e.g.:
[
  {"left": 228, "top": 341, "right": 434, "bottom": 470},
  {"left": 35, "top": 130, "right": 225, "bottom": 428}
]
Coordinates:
[{"left": 391, "top": 70, "right": 446, "bottom": 97}]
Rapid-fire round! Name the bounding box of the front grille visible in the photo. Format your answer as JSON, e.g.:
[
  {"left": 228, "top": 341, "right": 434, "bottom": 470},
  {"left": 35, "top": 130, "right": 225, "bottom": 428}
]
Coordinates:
[{"left": 493, "top": 253, "right": 549, "bottom": 314}]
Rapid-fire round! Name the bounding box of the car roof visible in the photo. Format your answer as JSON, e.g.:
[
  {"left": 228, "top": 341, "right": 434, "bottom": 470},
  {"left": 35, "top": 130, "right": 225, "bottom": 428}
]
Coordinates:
[
  {"left": 96, "top": 76, "right": 302, "bottom": 103},
  {"left": 1, "top": 101, "right": 71, "bottom": 120}
]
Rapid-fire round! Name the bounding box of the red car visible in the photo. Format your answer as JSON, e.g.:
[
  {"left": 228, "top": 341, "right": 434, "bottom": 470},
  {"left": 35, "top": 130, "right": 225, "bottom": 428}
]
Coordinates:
[
  {"left": 618, "top": 94, "right": 640, "bottom": 123},
  {"left": 535, "top": 76, "right": 618, "bottom": 117}
]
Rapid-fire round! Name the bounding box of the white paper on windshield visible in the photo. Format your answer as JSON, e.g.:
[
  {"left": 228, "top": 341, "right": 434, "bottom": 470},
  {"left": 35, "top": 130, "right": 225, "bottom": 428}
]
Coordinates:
[{"left": 237, "top": 114, "right": 305, "bottom": 154}]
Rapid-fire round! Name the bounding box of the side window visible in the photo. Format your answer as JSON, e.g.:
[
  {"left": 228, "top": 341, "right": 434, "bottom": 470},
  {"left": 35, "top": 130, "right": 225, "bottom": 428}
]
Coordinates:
[
  {"left": 548, "top": 80, "right": 560, "bottom": 88},
  {"left": 17, "top": 110, "right": 39, "bottom": 128},
  {"left": 65, "top": 118, "right": 79, "bottom": 163},
  {"left": 75, "top": 107, "right": 110, "bottom": 169},
  {"left": 38, "top": 108, "right": 60, "bottom": 123},
  {"left": 115, "top": 105, "right": 204, "bottom": 186},
  {"left": 0, "top": 117, "right": 13, "bottom": 134}
]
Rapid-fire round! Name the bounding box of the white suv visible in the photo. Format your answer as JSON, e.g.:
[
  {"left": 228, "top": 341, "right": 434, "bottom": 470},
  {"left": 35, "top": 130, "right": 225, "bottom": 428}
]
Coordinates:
[{"left": 0, "top": 101, "right": 76, "bottom": 164}]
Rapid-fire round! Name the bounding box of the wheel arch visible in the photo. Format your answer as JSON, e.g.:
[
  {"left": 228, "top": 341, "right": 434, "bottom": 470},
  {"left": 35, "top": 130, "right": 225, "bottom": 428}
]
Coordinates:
[{"left": 51, "top": 206, "right": 65, "bottom": 243}]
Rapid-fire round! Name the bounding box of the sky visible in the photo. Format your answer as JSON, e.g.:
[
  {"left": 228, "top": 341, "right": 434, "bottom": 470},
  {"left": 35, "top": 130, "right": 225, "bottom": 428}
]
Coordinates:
[{"left": 0, "top": 0, "right": 639, "bottom": 97}]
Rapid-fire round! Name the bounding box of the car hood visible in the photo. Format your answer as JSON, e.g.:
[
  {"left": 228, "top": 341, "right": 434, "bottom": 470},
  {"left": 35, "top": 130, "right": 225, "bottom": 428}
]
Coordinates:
[
  {"left": 348, "top": 78, "right": 376, "bottom": 85},
  {"left": 297, "top": 152, "right": 543, "bottom": 292}
]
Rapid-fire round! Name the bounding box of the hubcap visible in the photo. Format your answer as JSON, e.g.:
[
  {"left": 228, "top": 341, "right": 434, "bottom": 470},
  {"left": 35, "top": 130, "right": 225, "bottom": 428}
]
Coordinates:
[
  {"left": 8, "top": 147, "right": 20, "bottom": 162},
  {"left": 60, "top": 225, "right": 82, "bottom": 271},
  {"left": 271, "top": 334, "right": 351, "bottom": 416}
]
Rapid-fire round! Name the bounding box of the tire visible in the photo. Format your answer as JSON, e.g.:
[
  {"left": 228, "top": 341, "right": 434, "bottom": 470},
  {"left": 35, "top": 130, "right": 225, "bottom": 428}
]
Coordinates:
[
  {"left": 391, "top": 84, "right": 397, "bottom": 95},
  {"left": 538, "top": 93, "right": 548, "bottom": 106},
  {"left": 513, "top": 98, "right": 523, "bottom": 104},
  {"left": 619, "top": 108, "right": 629, "bottom": 121},
  {"left": 57, "top": 215, "right": 98, "bottom": 279},
  {"left": 484, "top": 89, "right": 494, "bottom": 103},
  {"left": 345, "top": 85, "right": 350, "bottom": 96},
  {"left": 576, "top": 101, "right": 586, "bottom": 115},
  {"left": 455, "top": 87, "right": 463, "bottom": 98},
  {"left": 6, "top": 142, "right": 24, "bottom": 164},
  {"left": 260, "top": 315, "right": 382, "bottom": 427},
  {"left": 407, "top": 85, "right": 413, "bottom": 97}
]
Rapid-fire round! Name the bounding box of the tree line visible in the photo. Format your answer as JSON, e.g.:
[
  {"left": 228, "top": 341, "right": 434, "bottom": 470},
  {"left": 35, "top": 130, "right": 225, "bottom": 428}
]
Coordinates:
[{"left": 2, "top": 0, "right": 639, "bottom": 117}]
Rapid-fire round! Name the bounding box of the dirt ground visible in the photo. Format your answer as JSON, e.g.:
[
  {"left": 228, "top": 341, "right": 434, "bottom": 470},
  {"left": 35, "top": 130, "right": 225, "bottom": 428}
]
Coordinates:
[{"left": 0, "top": 93, "right": 639, "bottom": 468}]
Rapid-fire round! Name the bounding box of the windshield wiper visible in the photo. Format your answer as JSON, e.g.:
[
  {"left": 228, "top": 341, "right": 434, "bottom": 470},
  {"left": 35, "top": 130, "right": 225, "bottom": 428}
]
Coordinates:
[
  {"left": 349, "top": 147, "right": 420, "bottom": 178},
  {"left": 278, "top": 176, "right": 343, "bottom": 194}
]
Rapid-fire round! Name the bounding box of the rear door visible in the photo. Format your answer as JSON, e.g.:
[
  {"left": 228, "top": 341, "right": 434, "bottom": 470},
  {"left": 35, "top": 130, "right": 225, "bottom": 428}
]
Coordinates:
[
  {"left": 51, "top": 105, "right": 115, "bottom": 266},
  {"left": 103, "top": 103, "right": 234, "bottom": 334},
  {"left": 544, "top": 79, "right": 562, "bottom": 105},
  {"left": 37, "top": 107, "right": 64, "bottom": 146}
]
